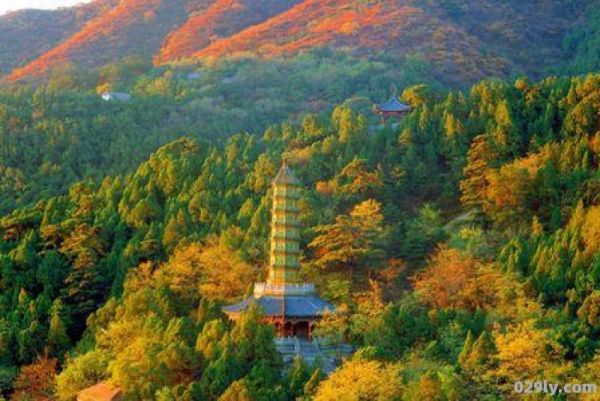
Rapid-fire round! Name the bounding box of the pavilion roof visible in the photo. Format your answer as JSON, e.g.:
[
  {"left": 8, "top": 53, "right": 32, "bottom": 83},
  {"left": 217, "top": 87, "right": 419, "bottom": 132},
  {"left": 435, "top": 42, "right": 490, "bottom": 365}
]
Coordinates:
[{"left": 375, "top": 97, "right": 411, "bottom": 113}]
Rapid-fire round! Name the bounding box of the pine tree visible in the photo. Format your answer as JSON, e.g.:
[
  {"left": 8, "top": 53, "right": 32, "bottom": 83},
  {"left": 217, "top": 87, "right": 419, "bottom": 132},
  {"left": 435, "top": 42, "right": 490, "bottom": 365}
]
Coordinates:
[
  {"left": 470, "top": 331, "right": 496, "bottom": 366},
  {"left": 460, "top": 135, "right": 495, "bottom": 212},
  {"left": 286, "top": 356, "right": 311, "bottom": 399},
  {"left": 302, "top": 368, "right": 324, "bottom": 400},
  {"left": 218, "top": 379, "right": 252, "bottom": 401},
  {"left": 47, "top": 300, "right": 70, "bottom": 358},
  {"left": 458, "top": 331, "right": 474, "bottom": 369},
  {"left": 416, "top": 370, "right": 443, "bottom": 401}
]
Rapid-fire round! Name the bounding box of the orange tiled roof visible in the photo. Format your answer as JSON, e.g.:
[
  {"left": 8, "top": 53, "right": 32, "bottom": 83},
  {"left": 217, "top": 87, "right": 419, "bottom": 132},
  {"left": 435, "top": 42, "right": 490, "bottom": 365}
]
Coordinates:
[{"left": 77, "top": 382, "right": 123, "bottom": 401}]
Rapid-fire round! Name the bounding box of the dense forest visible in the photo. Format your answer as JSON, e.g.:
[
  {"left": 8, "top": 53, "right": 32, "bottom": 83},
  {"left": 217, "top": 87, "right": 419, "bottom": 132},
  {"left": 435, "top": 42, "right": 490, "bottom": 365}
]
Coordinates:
[
  {"left": 0, "top": 2, "right": 599, "bottom": 398},
  {"left": 0, "top": 51, "right": 440, "bottom": 214},
  {"left": 0, "top": 61, "right": 599, "bottom": 399}
]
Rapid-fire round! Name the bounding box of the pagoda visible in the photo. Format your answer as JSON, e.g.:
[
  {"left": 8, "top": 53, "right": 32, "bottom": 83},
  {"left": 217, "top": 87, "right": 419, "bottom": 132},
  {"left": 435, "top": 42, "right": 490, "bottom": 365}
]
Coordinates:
[{"left": 223, "top": 163, "right": 332, "bottom": 340}]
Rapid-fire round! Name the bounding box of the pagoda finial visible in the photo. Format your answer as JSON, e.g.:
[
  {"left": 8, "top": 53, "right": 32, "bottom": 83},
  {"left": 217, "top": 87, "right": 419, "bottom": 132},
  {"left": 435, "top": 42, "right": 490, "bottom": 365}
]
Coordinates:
[{"left": 273, "top": 160, "right": 300, "bottom": 186}]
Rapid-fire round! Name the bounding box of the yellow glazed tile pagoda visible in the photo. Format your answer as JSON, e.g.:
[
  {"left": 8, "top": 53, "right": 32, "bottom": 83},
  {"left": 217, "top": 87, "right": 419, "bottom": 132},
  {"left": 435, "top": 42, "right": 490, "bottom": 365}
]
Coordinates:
[{"left": 223, "top": 163, "right": 332, "bottom": 340}]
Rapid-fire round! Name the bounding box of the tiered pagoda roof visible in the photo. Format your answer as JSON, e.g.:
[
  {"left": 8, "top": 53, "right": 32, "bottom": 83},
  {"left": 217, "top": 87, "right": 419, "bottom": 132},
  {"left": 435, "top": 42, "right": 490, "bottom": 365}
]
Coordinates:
[{"left": 223, "top": 163, "right": 333, "bottom": 320}]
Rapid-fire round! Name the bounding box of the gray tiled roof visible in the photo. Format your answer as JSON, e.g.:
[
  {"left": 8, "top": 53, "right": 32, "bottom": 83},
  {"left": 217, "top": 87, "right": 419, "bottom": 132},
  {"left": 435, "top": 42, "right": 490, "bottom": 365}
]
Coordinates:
[
  {"left": 375, "top": 98, "right": 411, "bottom": 112},
  {"left": 223, "top": 294, "right": 334, "bottom": 318}
]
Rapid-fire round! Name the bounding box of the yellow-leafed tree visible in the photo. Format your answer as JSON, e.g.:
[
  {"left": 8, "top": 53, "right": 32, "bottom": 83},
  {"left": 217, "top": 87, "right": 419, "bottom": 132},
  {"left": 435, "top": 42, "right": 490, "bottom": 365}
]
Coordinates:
[{"left": 313, "top": 360, "right": 402, "bottom": 401}]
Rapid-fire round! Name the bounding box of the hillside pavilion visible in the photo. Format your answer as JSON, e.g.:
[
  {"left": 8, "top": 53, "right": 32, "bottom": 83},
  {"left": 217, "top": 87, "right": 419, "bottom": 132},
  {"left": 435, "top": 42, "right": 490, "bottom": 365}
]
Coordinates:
[{"left": 373, "top": 97, "right": 411, "bottom": 119}]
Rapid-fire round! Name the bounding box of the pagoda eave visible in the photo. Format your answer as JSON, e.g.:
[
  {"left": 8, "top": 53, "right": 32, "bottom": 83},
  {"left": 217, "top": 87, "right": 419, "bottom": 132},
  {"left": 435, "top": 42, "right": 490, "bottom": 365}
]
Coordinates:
[{"left": 222, "top": 292, "right": 334, "bottom": 320}]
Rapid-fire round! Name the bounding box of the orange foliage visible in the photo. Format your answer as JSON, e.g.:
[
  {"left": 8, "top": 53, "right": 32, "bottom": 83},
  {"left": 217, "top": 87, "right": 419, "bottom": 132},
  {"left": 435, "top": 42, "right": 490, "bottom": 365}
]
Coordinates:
[
  {"left": 12, "top": 355, "right": 58, "bottom": 401},
  {"left": 0, "top": 0, "right": 120, "bottom": 76},
  {"left": 6, "top": 0, "right": 166, "bottom": 82},
  {"left": 192, "top": 0, "right": 418, "bottom": 59},
  {"left": 412, "top": 247, "right": 500, "bottom": 311},
  {"left": 156, "top": 0, "right": 243, "bottom": 64},
  {"left": 485, "top": 165, "right": 533, "bottom": 210},
  {"left": 155, "top": 0, "right": 299, "bottom": 64},
  {"left": 493, "top": 319, "right": 569, "bottom": 384},
  {"left": 183, "top": 0, "right": 514, "bottom": 86},
  {"left": 589, "top": 132, "right": 600, "bottom": 155},
  {"left": 482, "top": 153, "right": 544, "bottom": 230},
  {"left": 583, "top": 206, "right": 600, "bottom": 258},
  {"left": 158, "top": 240, "right": 257, "bottom": 302},
  {"left": 2, "top": 0, "right": 573, "bottom": 85}
]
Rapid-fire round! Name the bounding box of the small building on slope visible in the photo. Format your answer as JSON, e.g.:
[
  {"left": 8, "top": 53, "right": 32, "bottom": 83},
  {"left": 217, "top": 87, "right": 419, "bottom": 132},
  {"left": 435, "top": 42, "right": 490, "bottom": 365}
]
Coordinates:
[
  {"left": 77, "top": 382, "right": 123, "bottom": 401},
  {"left": 101, "top": 92, "right": 131, "bottom": 102},
  {"left": 373, "top": 97, "right": 411, "bottom": 120}
]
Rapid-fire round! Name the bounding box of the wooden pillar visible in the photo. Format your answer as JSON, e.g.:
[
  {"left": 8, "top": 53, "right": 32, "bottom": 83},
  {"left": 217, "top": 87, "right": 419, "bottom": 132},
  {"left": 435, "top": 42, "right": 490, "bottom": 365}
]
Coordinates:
[{"left": 285, "top": 321, "right": 294, "bottom": 337}]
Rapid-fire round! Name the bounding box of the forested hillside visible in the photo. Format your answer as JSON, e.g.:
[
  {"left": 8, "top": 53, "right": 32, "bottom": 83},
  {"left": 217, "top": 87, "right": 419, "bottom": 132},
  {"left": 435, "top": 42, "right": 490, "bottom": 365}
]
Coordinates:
[
  {"left": 2, "top": 2, "right": 600, "bottom": 399},
  {"left": 0, "top": 51, "right": 437, "bottom": 214},
  {"left": 0, "top": 71, "right": 599, "bottom": 399},
  {"left": 0, "top": 0, "right": 119, "bottom": 76},
  {"left": 154, "top": 0, "right": 302, "bottom": 64},
  {"left": 562, "top": 0, "right": 600, "bottom": 74},
  {"left": 0, "top": 0, "right": 598, "bottom": 85},
  {"left": 3, "top": 0, "right": 193, "bottom": 83}
]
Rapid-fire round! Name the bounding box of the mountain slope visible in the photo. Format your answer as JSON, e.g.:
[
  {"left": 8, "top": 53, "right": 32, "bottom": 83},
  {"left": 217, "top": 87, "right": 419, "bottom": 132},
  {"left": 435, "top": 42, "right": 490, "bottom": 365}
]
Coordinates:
[
  {"left": 154, "top": 0, "right": 301, "bottom": 64},
  {"left": 190, "top": 0, "right": 505, "bottom": 85},
  {"left": 562, "top": 0, "right": 600, "bottom": 74},
  {"left": 5, "top": 0, "right": 192, "bottom": 82},
  {"left": 187, "top": 0, "right": 574, "bottom": 84},
  {"left": 0, "top": 0, "right": 119, "bottom": 76},
  {"left": 0, "top": 0, "right": 595, "bottom": 85}
]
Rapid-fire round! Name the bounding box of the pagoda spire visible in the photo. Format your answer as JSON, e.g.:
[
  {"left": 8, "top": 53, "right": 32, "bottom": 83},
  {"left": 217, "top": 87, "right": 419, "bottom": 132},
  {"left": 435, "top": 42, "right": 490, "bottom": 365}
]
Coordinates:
[{"left": 268, "top": 162, "right": 301, "bottom": 285}]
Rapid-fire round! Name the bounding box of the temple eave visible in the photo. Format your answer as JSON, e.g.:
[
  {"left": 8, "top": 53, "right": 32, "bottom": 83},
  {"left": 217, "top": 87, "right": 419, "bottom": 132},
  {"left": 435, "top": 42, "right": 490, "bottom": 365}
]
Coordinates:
[{"left": 223, "top": 293, "right": 333, "bottom": 319}]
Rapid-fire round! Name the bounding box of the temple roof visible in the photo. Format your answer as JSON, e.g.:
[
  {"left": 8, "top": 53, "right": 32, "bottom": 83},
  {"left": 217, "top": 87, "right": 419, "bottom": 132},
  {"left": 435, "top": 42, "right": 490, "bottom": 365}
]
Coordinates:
[
  {"left": 77, "top": 382, "right": 123, "bottom": 401},
  {"left": 375, "top": 97, "right": 411, "bottom": 113},
  {"left": 223, "top": 294, "right": 334, "bottom": 318},
  {"left": 273, "top": 163, "right": 300, "bottom": 186}
]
